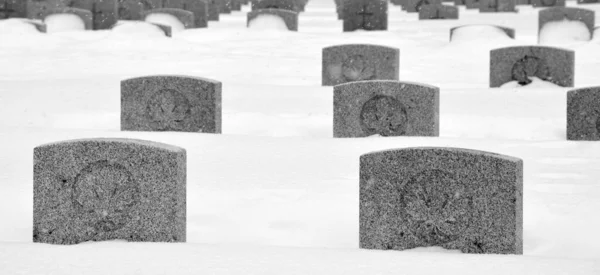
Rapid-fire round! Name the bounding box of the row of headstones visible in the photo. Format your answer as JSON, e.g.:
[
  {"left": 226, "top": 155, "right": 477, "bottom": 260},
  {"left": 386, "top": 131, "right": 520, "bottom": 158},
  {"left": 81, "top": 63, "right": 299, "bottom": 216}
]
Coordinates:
[
  {"left": 0, "top": 0, "right": 308, "bottom": 30},
  {"left": 33, "top": 138, "right": 524, "bottom": 255}
]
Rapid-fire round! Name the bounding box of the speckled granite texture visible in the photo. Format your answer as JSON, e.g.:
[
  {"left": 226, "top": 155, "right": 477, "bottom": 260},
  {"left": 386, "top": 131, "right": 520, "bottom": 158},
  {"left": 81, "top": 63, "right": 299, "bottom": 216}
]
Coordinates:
[
  {"left": 33, "top": 138, "right": 186, "bottom": 245},
  {"left": 567, "top": 87, "right": 600, "bottom": 140},
  {"left": 450, "top": 25, "right": 515, "bottom": 41},
  {"left": 532, "top": 0, "right": 565, "bottom": 7},
  {"left": 121, "top": 75, "right": 222, "bottom": 133},
  {"left": 322, "top": 44, "right": 399, "bottom": 86},
  {"left": 68, "top": 0, "right": 119, "bottom": 30},
  {"left": 360, "top": 147, "right": 523, "bottom": 255},
  {"left": 251, "top": 0, "right": 299, "bottom": 12},
  {"left": 115, "top": 0, "right": 161, "bottom": 20},
  {"left": 231, "top": 0, "right": 241, "bottom": 11},
  {"left": 164, "top": 0, "right": 208, "bottom": 28},
  {"left": 334, "top": 80, "right": 439, "bottom": 138},
  {"left": 479, "top": 0, "right": 516, "bottom": 12},
  {"left": 538, "top": 7, "right": 594, "bottom": 40},
  {"left": 343, "top": 0, "right": 387, "bottom": 31},
  {"left": 142, "top": 8, "right": 195, "bottom": 28},
  {"left": 247, "top": 8, "right": 298, "bottom": 31},
  {"left": 465, "top": 0, "right": 479, "bottom": 9},
  {"left": 207, "top": 0, "right": 220, "bottom": 21},
  {"left": 0, "top": 0, "right": 26, "bottom": 19},
  {"left": 489, "top": 46, "right": 574, "bottom": 87},
  {"left": 418, "top": 4, "right": 458, "bottom": 20},
  {"left": 405, "top": 0, "right": 442, "bottom": 13}
]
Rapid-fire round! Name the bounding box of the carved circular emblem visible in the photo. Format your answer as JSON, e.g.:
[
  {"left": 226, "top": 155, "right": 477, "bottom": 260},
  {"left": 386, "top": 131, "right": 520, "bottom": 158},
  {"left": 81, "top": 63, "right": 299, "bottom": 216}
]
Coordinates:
[
  {"left": 510, "top": 55, "right": 551, "bottom": 86},
  {"left": 360, "top": 95, "right": 408, "bottom": 136},
  {"left": 146, "top": 89, "right": 191, "bottom": 131},
  {"left": 342, "top": 55, "right": 375, "bottom": 82},
  {"left": 72, "top": 161, "right": 139, "bottom": 233},
  {"left": 402, "top": 169, "right": 470, "bottom": 245}
]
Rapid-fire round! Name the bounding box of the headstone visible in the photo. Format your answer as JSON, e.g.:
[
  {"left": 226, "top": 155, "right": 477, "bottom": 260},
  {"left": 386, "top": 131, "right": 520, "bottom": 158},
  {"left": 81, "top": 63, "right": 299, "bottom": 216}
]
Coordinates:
[
  {"left": 68, "top": 0, "right": 119, "bottom": 30},
  {"left": 33, "top": 138, "right": 186, "bottom": 244},
  {"left": 538, "top": 7, "right": 594, "bottom": 40},
  {"left": 531, "top": 0, "right": 565, "bottom": 7},
  {"left": 121, "top": 75, "right": 222, "bottom": 133},
  {"left": 247, "top": 8, "right": 298, "bottom": 31},
  {"left": 164, "top": 0, "right": 208, "bottom": 28},
  {"left": 454, "top": 0, "right": 466, "bottom": 5},
  {"left": 450, "top": 25, "right": 515, "bottom": 41},
  {"left": 489, "top": 46, "right": 574, "bottom": 87},
  {"left": 335, "top": 0, "right": 344, "bottom": 19},
  {"left": 44, "top": 7, "right": 94, "bottom": 29},
  {"left": 465, "top": 0, "right": 480, "bottom": 9},
  {"left": 117, "top": 0, "right": 162, "bottom": 20},
  {"left": 343, "top": 0, "right": 387, "bottom": 32},
  {"left": 334, "top": 81, "right": 439, "bottom": 138},
  {"left": 0, "top": 0, "right": 26, "bottom": 19},
  {"left": 231, "top": 0, "right": 242, "bottom": 10},
  {"left": 405, "top": 0, "right": 442, "bottom": 13},
  {"left": 26, "top": 0, "right": 66, "bottom": 19},
  {"left": 516, "top": 0, "right": 530, "bottom": 4},
  {"left": 252, "top": 0, "right": 298, "bottom": 12},
  {"left": 360, "top": 147, "right": 523, "bottom": 254},
  {"left": 142, "top": 8, "right": 195, "bottom": 28},
  {"left": 219, "top": 0, "right": 232, "bottom": 13},
  {"left": 418, "top": 4, "right": 458, "bottom": 19},
  {"left": 567, "top": 87, "right": 600, "bottom": 140},
  {"left": 208, "top": 0, "right": 220, "bottom": 21},
  {"left": 322, "top": 44, "right": 399, "bottom": 86},
  {"left": 479, "top": 0, "right": 516, "bottom": 12},
  {"left": 577, "top": 0, "right": 600, "bottom": 4}
]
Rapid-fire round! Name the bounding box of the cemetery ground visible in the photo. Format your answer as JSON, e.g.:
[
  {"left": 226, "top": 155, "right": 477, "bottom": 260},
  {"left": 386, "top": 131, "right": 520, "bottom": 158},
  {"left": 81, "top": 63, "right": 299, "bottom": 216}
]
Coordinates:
[{"left": 1, "top": 0, "right": 600, "bottom": 273}]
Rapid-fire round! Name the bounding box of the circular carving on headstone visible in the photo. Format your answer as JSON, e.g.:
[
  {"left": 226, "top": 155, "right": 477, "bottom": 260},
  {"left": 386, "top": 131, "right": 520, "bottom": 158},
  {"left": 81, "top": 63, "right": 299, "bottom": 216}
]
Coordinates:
[
  {"left": 360, "top": 95, "right": 408, "bottom": 136},
  {"left": 342, "top": 55, "right": 375, "bottom": 82},
  {"left": 146, "top": 89, "right": 191, "bottom": 131},
  {"left": 510, "top": 55, "right": 551, "bottom": 86},
  {"left": 402, "top": 169, "right": 470, "bottom": 245},
  {"left": 72, "top": 161, "right": 139, "bottom": 233}
]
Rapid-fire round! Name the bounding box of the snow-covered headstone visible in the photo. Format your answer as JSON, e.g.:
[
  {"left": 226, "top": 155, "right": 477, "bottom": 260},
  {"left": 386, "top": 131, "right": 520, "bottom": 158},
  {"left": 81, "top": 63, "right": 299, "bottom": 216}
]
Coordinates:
[
  {"left": 247, "top": 8, "right": 298, "bottom": 31},
  {"left": 532, "top": 0, "right": 565, "bottom": 7},
  {"left": 33, "top": 138, "right": 187, "bottom": 244},
  {"left": 38, "top": 7, "right": 93, "bottom": 30},
  {"left": 121, "top": 75, "right": 222, "bottom": 133},
  {"left": 252, "top": 0, "right": 299, "bottom": 12},
  {"left": 538, "top": 7, "right": 595, "bottom": 40},
  {"left": 342, "top": 0, "right": 387, "bottom": 31},
  {"left": 567, "top": 87, "right": 600, "bottom": 140},
  {"left": 489, "top": 46, "right": 574, "bottom": 87},
  {"left": 322, "top": 44, "right": 399, "bottom": 86},
  {"left": 164, "top": 0, "right": 209, "bottom": 28},
  {"left": 405, "top": 0, "right": 442, "bottom": 13},
  {"left": 207, "top": 0, "right": 220, "bottom": 21},
  {"left": 333, "top": 80, "right": 439, "bottom": 138},
  {"left": 68, "top": 0, "right": 119, "bottom": 30},
  {"left": 449, "top": 24, "right": 515, "bottom": 41},
  {"left": 141, "top": 8, "right": 195, "bottom": 29},
  {"left": 360, "top": 147, "right": 523, "bottom": 254},
  {"left": 418, "top": 4, "right": 458, "bottom": 19},
  {"left": 117, "top": 0, "right": 162, "bottom": 21},
  {"left": 479, "top": 0, "right": 516, "bottom": 12}
]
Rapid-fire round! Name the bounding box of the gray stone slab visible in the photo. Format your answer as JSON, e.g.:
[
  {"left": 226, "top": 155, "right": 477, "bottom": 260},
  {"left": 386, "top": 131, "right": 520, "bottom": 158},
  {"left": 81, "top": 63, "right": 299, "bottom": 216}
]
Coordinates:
[
  {"left": 490, "top": 46, "right": 574, "bottom": 87},
  {"left": 252, "top": 0, "right": 298, "bottom": 12},
  {"left": 33, "top": 138, "right": 186, "bottom": 245},
  {"left": 538, "top": 7, "right": 594, "bottom": 40},
  {"left": 465, "top": 0, "right": 480, "bottom": 9},
  {"left": 121, "top": 75, "right": 222, "bottom": 133},
  {"left": 219, "top": 0, "right": 232, "bottom": 13},
  {"left": 531, "top": 0, "right": 565, "bottom": 7},
  {"left": 406, "top": 0, "right": 442, "bottom": 13},
  {"left": 247, "top": 8, "right": 298, "bottom": 31},
  {"left": 117, "top": 0, "right": 162, "bottom": 20},
  {"left": 343, "top": 0, "right": 387, "bottom": 32},
  {"left": 67, "top": 0, "right": 119, "bottom": 30},
  {"left": 334, "top": 81, "right": 439, "bottom": 138},
  {"left": 142, "top": 8, "right": 195, "bottom": 28},
  {"left": 418, "top": 4, "right": 458, "bottom": 19},
  {"left": 208, "top": 0, "right": 220, "bottom": 21},
  {"left": 454, "top": 0, "right": 466, "bottom": 5},
  {"left": 567, "top": 87, "right": 600, "bottom": 140},
  {"left": 450, "top": 24, "right": 515, "bottom": 41},
  {"left": 322, "top": 44, "right": 399, "bottom": 86},
  {"left": 516, "top": 0, "right": 530, "bottom": 5},
  {"left": 26, "top": 0, "right": 67, "bottom": 19},
  {"left": 231, "top": 0, "right": 241, "bottom": 10},
  {"left": 360, "top": 147, "right": 523, "bottom": 255},
  {"left": 0, "top": 0, "right": 26, "bottom": 19},
  {"left": 164, "top": 0, "right": 208, "bottom": 28},
  {"left": 479, "top": 0, "right": 516, "bottom": 12}
]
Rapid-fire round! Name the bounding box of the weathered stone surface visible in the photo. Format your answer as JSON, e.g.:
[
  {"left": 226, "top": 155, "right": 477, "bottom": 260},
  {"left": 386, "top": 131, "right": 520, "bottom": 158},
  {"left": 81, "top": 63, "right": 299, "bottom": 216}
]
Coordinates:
[
  {"left": 418, "top": 4, "right": 458, "bottom": 19},
  {"left": 490, "top": 46, "right": 574, "bottom": 87},
  {"left": 516, "top": 0, "right": 530, "bottom": 4},
  {"left": 117, "top": 0, "right": 162, "bottom": 20},
  {"left": 219, "top": 0, "right": 232, "bottom": 13},
  {"left": 208, "top": 0, "right": 220, "bottom": 21},
  {"left": 33, "top": 138, "right": 186, "bottom": 245},
  {"left": 68, "top": 0, "right": 119, "bottom": 30},
  {"left": 322, "top": 44, "right": 399, "bottom": 86},
  {"left": 26, "top": 0, "right": 66, "bottom": 19},
  {"left": 231, "top": 0, "right": 241, "bottom": 10},
  {"left": 0, "top": 0, "right": 26, "bottom": 19},
  {"left": 465, "top": 0, "right": 480, "bottom": 9},
  {"left": 578, "top": 0, "right": 600, "bottom": 4},
  {"left": 142, "top": 8, "right": 195, "bottom": 28},
  {"left": 479, "top": 0, "right": 516, "bottom": 12},
  {"left": 406, "top": 0, "right": 442, "bottom": 13},
  {"left": 334, "top": 81, "right": 439, "bottom": 138},
  {"left": 567, "top": 87, "right": 600, "bottom": 140},
  {"left": 247, "top": 8, "right": 298, "bottom": 31},
  {"left": 43, "top": 8, "right": 94, "bottom": 29},
  {"left": 450, "top": 25, "right": 515, "bottom": 41},
  {"left": 121, "top": 75, "right": 222, "bottom": 133},
  {"left": 531, "top": 0, "right": 565, "bottom": 7},
  {"left": 360, "top": 147, "right": 523, "bottom": 255},
  {"left": 538, "top": 7, "right": 594, "bottom": 40},
  {"left": 252, "top": 0, "right": 298, "bottom": 12},
  {"left": 343, "top": 0, "right": 387, "bottom": 32},
  {"left": 164, "top": 0, "right": 208, "bottom": 28}
]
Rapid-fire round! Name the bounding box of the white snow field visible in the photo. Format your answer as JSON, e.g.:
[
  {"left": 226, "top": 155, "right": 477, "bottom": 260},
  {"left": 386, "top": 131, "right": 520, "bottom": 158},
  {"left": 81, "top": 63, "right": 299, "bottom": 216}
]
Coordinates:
[{"left": 1, "top": 0, "right": 600, "bottom": 274}]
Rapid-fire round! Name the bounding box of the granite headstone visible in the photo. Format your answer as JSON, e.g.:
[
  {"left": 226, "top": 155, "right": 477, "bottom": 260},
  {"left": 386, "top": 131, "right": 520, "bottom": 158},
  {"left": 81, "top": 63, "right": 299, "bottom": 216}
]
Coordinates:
[
  {"left": 0, "top": 0, "right": 26, "bottom": 19},
  {"left": 450, "top": 25, "right": 515, "bottom": 41},
  {"left": 68, "top": 0, "right": 119, "bottom": 30},
  {"left": 252, "top": 0, "right": 298, "bottom": 11},
  {"left": 322, "top": 44, "right": 399, "bottom": 86},
  {"left": 531, "top": 0, "right": 565, "bottom": 7},
  {"left": 418, "top": 4, "right": 458, "bottom": 19},
  {"left": 247, "top": 8, "right": 298, "bottom": 31},
  {"left": 406, "top": 0, "right": 442, "bottom": 13},
  {"left": 479, "top": 0, "right": 516, "bottom": 12},
  {"left": 465, "top": 0, "right": 480, "bottom": 9},
  {"left": 538, "top": 7, "right": 594, "bottom": 40},
  {"left": 343, "top": 0, "right": 387, "bottom": 32},
  {"left": 164, "top": 0, "right": 208, "bottom": 28},
  {"left": 208, "top": 0, "right": 220, "bottom": 21},
  {"left": 567, "top": 87, "right": 600, "bottom": 140},
  {"left": 117, "top": 0, "right": 162, "bottom": 20}
]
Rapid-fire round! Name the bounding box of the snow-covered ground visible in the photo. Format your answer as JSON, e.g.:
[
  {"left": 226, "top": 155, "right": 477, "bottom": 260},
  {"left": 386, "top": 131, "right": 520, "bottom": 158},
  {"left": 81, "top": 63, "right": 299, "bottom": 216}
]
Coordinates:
[{"left": 0, "top": 0, "right": 599, "bottom": 273}]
